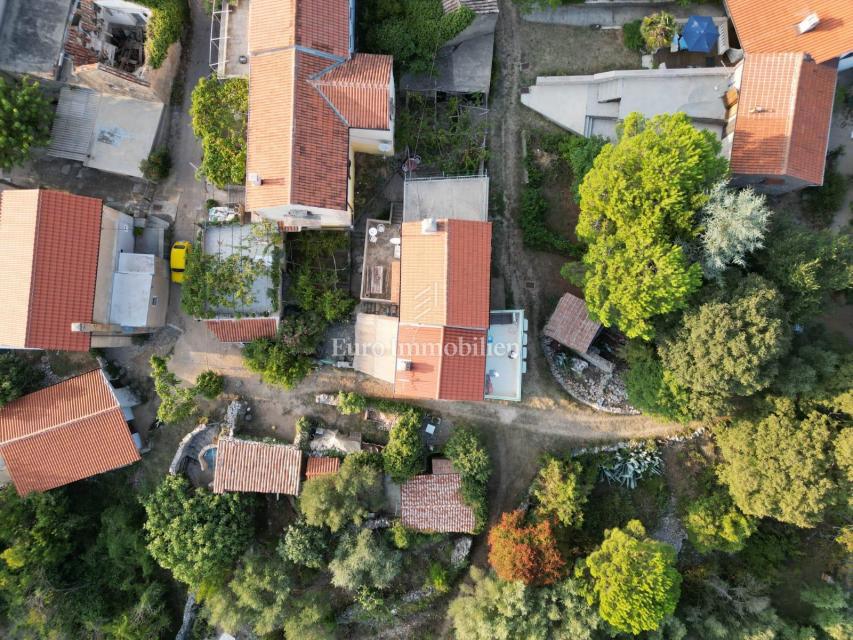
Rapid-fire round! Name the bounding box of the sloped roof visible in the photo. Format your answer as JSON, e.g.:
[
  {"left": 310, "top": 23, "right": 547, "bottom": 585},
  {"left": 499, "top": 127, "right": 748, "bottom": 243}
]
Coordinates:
[
  {"left": 443, "top": 0, "right": 499, "bottom": 14},
  {"left": 395, "top": 325, "right": 487, "bottom": 401},
  {"left": 245, "top": 0, "right": 392, "bottom": 213},
  {"left": 213, "top": 437, "right": 302, "bottom": 495},
  {"left": 0, "top": 189, "right": 102, "bottom": 351},
  {"left": 305, "top": 456, "right": 341, "bottom": 479},
  {"left": 205, "top": 318, "right": 278, "bottom": 343},
  {"left": 731, "top": 53, "right": 836, "bottom": 185},
  {"left": 543, "top": 293, "right": 601, "bottom": 353},
  {"left": 0, "top": 370, "right": 139, "bottom": 495},
  {"left": 725, "top": 0, "right": 853, "bottom": 64},
  {"left": 399, "top": 220, "right": 492, "bottom": 330},
  {"left": 401, "top": 473, "right": 476, "bottom": 533}
]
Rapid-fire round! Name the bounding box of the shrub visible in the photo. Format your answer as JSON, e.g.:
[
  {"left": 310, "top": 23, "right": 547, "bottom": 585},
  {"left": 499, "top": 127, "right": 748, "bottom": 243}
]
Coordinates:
[
  {"left": 138, "top": 0, "right": 189, "bottom": 69},
  {"left": 624, "top": 342, "right": 692, "bottom": 423},
  {"left": 0, "top": 353, "right": 42, "bottom": 407},
  {"left": 640, "top": 11, "right": 677, "bottom": 51},
  {"left": 194, "top": 370, "right": 224, "bottom": 399},
  {"left": 389, "top": 520, "right": 411, "bottom": 550},
  {"left": 444, "top": 426, "right": 491, "bottom": 532},
  {"left": 532, "top": 457, "right": 592, "bottom": 528},
  {"left": 337, "top": 391, "right": 367, "bottom": 416},
  {"left": 519, "top": 184, "right": 582, "bottom": 256},
  {"left": 139, "top": 147, "right": 172, "bottom": 181},
  {"left": 242, "top": 338, "right": 313, "bottom": 390},
  {"left": 279, "top": 520, "right": 327, "bottom": 569},
  {"left": 328, "top": 529, "right": 402, "bottom": 592},
  {"left": 299, "top": 456, "right": 384, "bottom": 532},
  {"left": 383, "top": 408, "right": 426, "bottom": 483},
  {"left": 427, "top": 562, "right": 450, "bottom": 593},
  {"left": 0, "top": 77, "right": 53, "bottom": 169},
  {"left": 488, "top": 510, "right": 565, "bottom": 585},
  {"left": 282, "top": 599, "right": 336, "bottom": 640},
  {"left": 150, "top": 355, "right": 197, "bottom": 424},
  {"left": 801, "top": 148, "right": 848, "bottom": 228},
  {"left": 190, "top": 76, "right": 248, "bottom": 188},
  {"left": 558, "top": 135, "right": 608, "bottom": 203},
  {"left": 623, "top": 20, "right": 645, "bottom": 52}
]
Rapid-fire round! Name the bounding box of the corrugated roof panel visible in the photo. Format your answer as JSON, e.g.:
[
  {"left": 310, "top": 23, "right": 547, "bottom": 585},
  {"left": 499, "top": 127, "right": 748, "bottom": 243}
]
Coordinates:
[{"left": 47, "top": 86, "right": 99, "bottom": 162}]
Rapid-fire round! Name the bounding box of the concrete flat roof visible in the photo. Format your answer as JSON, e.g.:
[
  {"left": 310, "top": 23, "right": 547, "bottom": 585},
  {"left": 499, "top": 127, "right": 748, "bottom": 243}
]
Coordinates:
[
  {"left": 485, "top": 309, "right": 526, "bottom": 402},
  {"left": 0, "top": 0, "right": 72, "bottom": 78},
  {"left": 86, "top": 95, "right": 165, "bottom": 178},
  {"left": 522, "top": 66, "right": 734, "bottom": 139},
  {"left": 110, "top": 271, "right": 152, "bottom": 326},
  {"left": 353, "top": 313, "right": 399, "bottom": 384},
  {"left": 403, "top": 175, "right": 490, "bottom": 222}
]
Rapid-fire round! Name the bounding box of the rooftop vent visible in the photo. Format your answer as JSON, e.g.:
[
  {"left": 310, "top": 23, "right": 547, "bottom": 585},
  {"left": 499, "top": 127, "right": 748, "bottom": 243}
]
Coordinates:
[
  {"left": 749, "top": 106, "right": 768, "bottom": 114},
  {"left": 798, "top": 13, "right": 819, "bottom": 34},
  {"left": 397, "top": 359, "right": 412, "bottom": 371},
  {"left": 248, "top": 173, "right": 261, "bottom": 187},
  {"left": 421, "top": 217, "right": 437, "bottom": 234}
]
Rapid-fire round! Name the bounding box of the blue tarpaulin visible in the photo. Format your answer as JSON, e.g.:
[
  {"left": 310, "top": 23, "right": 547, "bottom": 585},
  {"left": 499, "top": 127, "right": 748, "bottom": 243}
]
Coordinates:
[{"left": 682, "top": 15, "right": 718, "bottom": 53}]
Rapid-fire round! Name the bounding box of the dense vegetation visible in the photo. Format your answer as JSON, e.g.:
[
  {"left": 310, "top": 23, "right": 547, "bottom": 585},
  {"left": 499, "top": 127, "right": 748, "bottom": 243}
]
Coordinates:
[
  {"left": 0, "top": 78, "right": 53, "bottom": 170},
  {"left": 0, "top": 353, "right": 41, "bottom": 407},
  {"left": 138, "top": 0, "right": 189, "bottom": 68},
  {"left": 149, "top": 355, "right": 224, "bottom": 423},
  {"left": 189, "top": 76, "right": 248, "bottom": 188}
]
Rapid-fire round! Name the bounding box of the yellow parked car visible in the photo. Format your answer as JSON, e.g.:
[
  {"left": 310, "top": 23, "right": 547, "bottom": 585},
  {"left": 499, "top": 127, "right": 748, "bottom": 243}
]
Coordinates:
[{"left": 170, "top": 241, "right": 192, "bottom": 283}]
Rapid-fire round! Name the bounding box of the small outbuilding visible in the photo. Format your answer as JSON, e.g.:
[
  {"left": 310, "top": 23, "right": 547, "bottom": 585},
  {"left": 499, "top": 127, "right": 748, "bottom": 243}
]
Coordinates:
[
  {"left": 543, "top": 293, "right": 601, "bottom": 355},
  {"left": 213, "top": 437, "right": 302, "bottom": 496},
  {"left": 401, "top": 461, "right": 476, "bottom": 534}
]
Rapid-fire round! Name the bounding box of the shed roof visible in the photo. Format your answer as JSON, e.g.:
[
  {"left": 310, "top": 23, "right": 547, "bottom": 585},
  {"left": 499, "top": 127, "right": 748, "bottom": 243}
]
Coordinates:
[
  {"left": 730, "top": 52, "right": 837, "bottom": 185},
  {"left": 0, "top": 189, "right": 102, "bottom": 351},
  {"left": 0, "top": 370, "right": 139, "bottom": 495},
  {"left": 213, "top": 437, "right": 302, "bottom": 495},
  {"left": 725, "top": 0, "right": 853, "bottom": 64},
  {"left": 205, "top": 318, "right": 279, "bottom": 343},
  {"left": 543, "top": 293, "right": 601, "bottom": 353},
  {"left": 305, "top": 456, "right": 341, "bottom": 479},
  {"left": 401, "top": 473, "right": 476, "bottom": 533}
]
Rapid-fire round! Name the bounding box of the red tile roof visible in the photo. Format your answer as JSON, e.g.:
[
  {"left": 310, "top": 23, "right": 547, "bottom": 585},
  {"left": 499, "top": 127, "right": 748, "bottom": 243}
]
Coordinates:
[
  {"left": 731, "top": 53, "right": 837, "bottom": 186},
  {"left": 0, "top": 190, "right": 102, "bottom": 351},
  {"left": 213, "top": 437, "right": 302, "bottom": 495},
  {"left": 725, "top": 0, "right": 853, "bottom": 64},
  {"left": 395, "top": 325, "right": 487, "bottom": 401},
  {"left": 431, "top": 457, "right": 456, "bottom": 474},
  {"left": 0, "top": 370, "right": 139, "bottom": 495},
  {"left": 305, "top": 456, "right": 341, "bottom": 479},
  {"left": 205, "top": 318, "right": 278, "bottom": 343},
  {"left": 543, "top": 293, "right": 601, "bottom": 353},
  {"left": 245, "top": 0, "right": 393, "bottom": 214},
  {"left": 401, "top": 473, "right": 476, "bottom": 533}
]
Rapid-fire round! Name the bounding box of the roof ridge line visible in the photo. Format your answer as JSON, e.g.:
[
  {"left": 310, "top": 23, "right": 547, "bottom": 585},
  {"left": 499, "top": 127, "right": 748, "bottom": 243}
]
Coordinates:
[
  {"left": 23, "top": 191, "right": 43, "bottom": 347},
  {"left": 309, "top": 79, "right": 351, "bottom": 128},
  {"left": 781, "top": 52, "right": 804, "bottom": 174}
]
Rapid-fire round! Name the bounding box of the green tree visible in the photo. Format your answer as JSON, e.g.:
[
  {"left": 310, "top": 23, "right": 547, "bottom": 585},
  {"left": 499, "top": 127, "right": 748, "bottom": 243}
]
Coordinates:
[
  {"left": 757, "top": 218, "right": 852, "bottom": 321},
  {"left": 577, "top": 112, "right": 727, "bottom": 340},
  {"left": 558, "top": 135, "right": 607, "bottom": 203},
  {"left": 624, "top": 341, "right": 692, "bottom": 422},
  {"left": 201, "top": 549, "right": 293, "bottom": 636},
  {"left": 444, "top": 426, "right": 492, "bottom": 486},
  {"left": 700, "top": 181, "right": 772, "bottom": 280},
  {"left": 683, "top": 489, "right": 756, "bottom": 553},
  {"left": 532, "top": 457, "right": 592, "bottom": 528},
  {"left": 801, "top": 583, "right": 852, "bottom": 640},
  {"left": 190, "top": 76, "right": 248, "bottom": 187},
  {"left": 488, "top": 509, "right": 566, "bottom": 586},
  {"left": 716, "top": 400, "right": 842, "bottom": 527},
  {"left": 143, "top": 475, "right": 253, "bottom": 587},
  {"left": 640, "top": 11, "right": 677, "bottom": 51},
  {"left": 337, "top": 390, "right": 367, "bottom": 415},
  {"left": 0, "top": 77, "right": 53, "bottom": 169},
  {"left": 279, "top": 520, "right": 327, "bottom": 569},
  {"left": 282, "top": 598, "right": 336, "bottom": 640},
  {"left": 139, "top": 147, "right": 172, "bottom": 181},
  {"left": 150, "top": 355, "right": 198, "bottom": 423},
  {"left": 328, "top": 529, "right": 402, "bottom": 592},
  {"left": 448, "top": 567, "right": 605, "bottom": 640},
  {"left": 578, "top": 519, "right": 681, "bottom": 635},
  {"left": 194, "top": 370, "right": 224, "bottom": 399},
  {"left": 137, "top": 0, "right": 188, "bottom": 68},
  {"left": 383, "top": 408, "right": 426, "bottom": 482},
  {"left": 299, "top": 456, "right": 384, "bottom": 532},
  {"left": 660, "top": 275, "right": 790, "bottom": 415},
  {"left": 181, "top": 249, "right": 267, "bottom": 318},
  {"left": 242, "top": 337, "right": 313, "bottom": 390},
  {"left": 0, "top": 353, "right": 41, "bottom": 407}
]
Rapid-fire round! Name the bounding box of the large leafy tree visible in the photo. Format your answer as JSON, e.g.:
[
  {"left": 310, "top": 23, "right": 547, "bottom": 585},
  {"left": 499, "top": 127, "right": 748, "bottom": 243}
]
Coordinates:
[
  {"left": 699, "top": 181, "right": 772, "bottom": 280},
  {"left": 279, "top": 520, "right": 328, "bottom": 569},
  {"left": 660, "top": 274, "right": 790, "bottom": 415},
  {"left": 241, "top": 337, "right": 313, "bottom": 390},
  {"left": 189, "top": 76, "right": 248, "bottom": 187},
  {"left": 0, "top": 353, "right": 41, "bottom": 407},
  {"left": 488, "top": 510, "right": 565, "bottom": 585},
  {"left": 143, "top": 475, "right": 254, "bottom": 587},
  {"left": 757, "top": 217, "right": 852, "bottom": 321},
  {"left": 683, "top": 489, "right": 756, "bottom": 554},
  {"left": 0, "top": 77, "right": 53, "bottom": 169},
  {"left": 576, "top": 112, "right": 728, "bottom": 340},
  {"left": 578, "top": 519, "right": 681, "bottom": 635},
  {"left": 448, "top": 567, "right": 605, "bottom": 640},
  {"left": 299, "top": 455, "right": 384, "bottom": 532},
  {"left": 531, "top": 457, "right": 592, "bottom": 528},
  {"left": 382, "top": 408, "right": 426, "bottom": 482},
  {"left": 716, "top": 399, "right": 843, "bottom": 528},
  {"left": 328, "top": 529, "right": 402, "bottom": 593}
]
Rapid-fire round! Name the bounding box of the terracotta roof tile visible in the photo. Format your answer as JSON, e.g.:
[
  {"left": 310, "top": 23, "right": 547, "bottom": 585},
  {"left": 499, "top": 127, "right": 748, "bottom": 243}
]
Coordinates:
[
  {"left": 395, "top": 324, "right": 444, "bottom": 399},
  {"left": 305, "top": 456, "right": 341, "bottom": 479},
  {"left": 401, "top": 473, "right": 476, "bottom": 533},
  {"left": 438, "top": 328, "right": 486, "bottom": 401},
  {"left": 295, "top": 0, "right": 351, "bottom": 58},
  {"left": 399, "top": 219, "right": 492, "bottom": 330},
  {"left": 0, "top": 370, "right": 139, "bottom": 495},
  {"left": 213, "top": 437, "right": 302, "bottom": 495},
  {"left": 731, "top": 53, "right": 836, "bottom": 185},
  {"left": 0, "top": 190, "right": 39, "bottom": 348},
  {"left": 543, "top": 293, "right": 601, "bottom": 353},
  {"left": 725, "top": 0, "right": 853, "bottom": 64},
  {"left": 313, "top": 54, "right": 393, "bottom": 129},
  {"left": 248, "top": 0, "right": 296, "bottom": 54},
  {"left": 205, "top": 318, "right": 278, "bottom": 343},
  {"left": 431, "top": 457, "right": 456, "bottom": 475}
]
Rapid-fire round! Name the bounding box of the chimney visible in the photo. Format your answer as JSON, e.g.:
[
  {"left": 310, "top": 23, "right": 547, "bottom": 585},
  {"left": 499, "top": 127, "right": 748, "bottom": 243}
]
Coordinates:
[
  {"left": 421, "top": 217, "right": 437, "bottom": 234},
  {"left": 798, "top": 13, "right": 819, "bottom": 34},
  {"left": 248, "top": 173, "right": 262, "bottom": 187}
]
